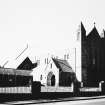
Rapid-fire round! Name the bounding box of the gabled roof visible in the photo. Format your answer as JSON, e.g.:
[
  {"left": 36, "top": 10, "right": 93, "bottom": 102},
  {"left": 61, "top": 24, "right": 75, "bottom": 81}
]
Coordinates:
[
  {"left": 87, "top": 26, "right": 100, "bottom": 40},
  {"left": 17, "top": 57, "right": 37, "bottom": 70},
  {"left": 52, "top": 58, "right": 74, "bottom": 73}
]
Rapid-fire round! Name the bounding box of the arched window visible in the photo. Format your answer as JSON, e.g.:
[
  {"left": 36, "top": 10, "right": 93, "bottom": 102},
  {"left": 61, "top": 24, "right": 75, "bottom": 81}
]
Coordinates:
[{"left": 47, "top": 72, "right": 55, "bottom": 86}]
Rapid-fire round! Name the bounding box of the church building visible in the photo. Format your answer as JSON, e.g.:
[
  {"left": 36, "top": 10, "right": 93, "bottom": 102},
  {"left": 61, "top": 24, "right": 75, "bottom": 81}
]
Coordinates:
[{"left": 81, "top": 22, "right": 105, "bottom": 87}]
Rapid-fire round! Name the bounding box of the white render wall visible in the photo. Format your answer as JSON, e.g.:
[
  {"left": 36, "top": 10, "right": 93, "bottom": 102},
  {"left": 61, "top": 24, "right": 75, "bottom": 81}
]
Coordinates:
[{"left": 31, "top": 55, "right": 59, "bottom": 86}]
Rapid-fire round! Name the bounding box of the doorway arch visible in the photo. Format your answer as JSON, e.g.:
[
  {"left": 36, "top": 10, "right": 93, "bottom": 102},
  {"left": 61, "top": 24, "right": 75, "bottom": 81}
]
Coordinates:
[{"left": 47, "top": 72, "right": 55, "bottom": 86}]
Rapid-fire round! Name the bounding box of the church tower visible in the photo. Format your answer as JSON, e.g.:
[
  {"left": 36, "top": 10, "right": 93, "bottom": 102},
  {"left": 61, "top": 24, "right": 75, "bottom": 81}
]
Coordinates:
[
  {"left": 86, "top": 23, "right": 101, "bottom": 86},
  {"left": 76, "top": 22, "right": 86, "bottom": 82}
]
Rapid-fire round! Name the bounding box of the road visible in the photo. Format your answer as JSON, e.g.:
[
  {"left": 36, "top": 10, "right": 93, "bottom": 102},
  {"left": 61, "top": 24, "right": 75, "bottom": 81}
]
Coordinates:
[{"left": 3, "top": 96, "right": 105, "bottom": 105}]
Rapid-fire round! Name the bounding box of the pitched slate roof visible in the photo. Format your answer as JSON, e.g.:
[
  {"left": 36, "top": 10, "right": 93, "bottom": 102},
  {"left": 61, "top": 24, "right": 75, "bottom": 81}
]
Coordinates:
[
  {"left": 52, "top": 58, "right": 74, "bottom": 73},
  {"left": 17, "top": 57, "right": 37, "bottom": 70}
]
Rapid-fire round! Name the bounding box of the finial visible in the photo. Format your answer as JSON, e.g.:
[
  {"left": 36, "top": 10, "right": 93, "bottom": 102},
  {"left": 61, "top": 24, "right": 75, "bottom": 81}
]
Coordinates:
[{"left": 94, "top": 22, "right": 96, "bottom": 27}]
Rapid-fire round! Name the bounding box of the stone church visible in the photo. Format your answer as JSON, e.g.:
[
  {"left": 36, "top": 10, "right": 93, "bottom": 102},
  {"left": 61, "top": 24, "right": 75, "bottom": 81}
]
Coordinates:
[{"left": 81, "top": 22, "right": 105, "bottom": 87}]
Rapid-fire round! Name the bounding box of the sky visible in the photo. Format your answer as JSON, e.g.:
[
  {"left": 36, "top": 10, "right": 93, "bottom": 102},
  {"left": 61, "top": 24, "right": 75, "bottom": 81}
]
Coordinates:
[{"left": 0, "top": 0, "right": 105, "bottom": 67}]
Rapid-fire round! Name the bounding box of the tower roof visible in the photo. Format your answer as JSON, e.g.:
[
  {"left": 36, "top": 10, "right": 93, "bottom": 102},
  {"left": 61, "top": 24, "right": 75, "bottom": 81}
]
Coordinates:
[{"left": 87, "top": 24, "right": 100, "bottom": 40}]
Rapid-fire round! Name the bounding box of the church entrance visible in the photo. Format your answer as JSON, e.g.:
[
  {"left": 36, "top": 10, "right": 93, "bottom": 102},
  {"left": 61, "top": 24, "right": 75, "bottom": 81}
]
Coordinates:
[{"left": 47, "top": 72, "right": 55, "bottom": 86}]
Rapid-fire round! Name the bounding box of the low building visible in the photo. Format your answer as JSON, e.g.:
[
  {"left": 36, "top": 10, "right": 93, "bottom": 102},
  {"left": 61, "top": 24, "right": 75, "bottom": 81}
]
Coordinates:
[
  {"left": 0, "top": 57, "right": 37, "bottom": 93},
  {"left": 33, "top": 56, "right": 77, "bottom": 88},
  {"left": 0, "top": 67, "right": 32, "bottom": 87}
]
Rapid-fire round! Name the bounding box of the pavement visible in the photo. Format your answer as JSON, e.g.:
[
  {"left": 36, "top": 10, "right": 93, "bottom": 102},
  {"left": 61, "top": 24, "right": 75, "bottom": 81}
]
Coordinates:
[{"left": 2, "top": 95, "right": 105, "bottom": 105}]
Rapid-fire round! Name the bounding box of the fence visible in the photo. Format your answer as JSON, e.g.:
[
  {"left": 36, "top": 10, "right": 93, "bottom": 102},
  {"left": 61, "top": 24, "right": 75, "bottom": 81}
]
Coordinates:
[
  {"left": 0, "top": 86, "right": 31, "bottom": 94},
  {"left": 41, "top": 86, "right": 73, "bottom": 92},
  {"left": 79, "top": 81, "right": 104, "bottom": 92}
]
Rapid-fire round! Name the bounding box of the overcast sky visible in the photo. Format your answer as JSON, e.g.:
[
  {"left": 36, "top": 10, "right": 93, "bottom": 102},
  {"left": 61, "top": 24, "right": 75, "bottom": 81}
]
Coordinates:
[{"left": 0, "top": 0, "right": 105, "bottom": 66}]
